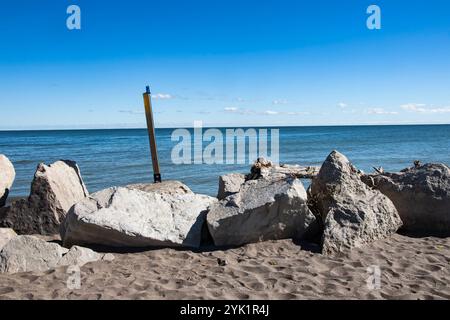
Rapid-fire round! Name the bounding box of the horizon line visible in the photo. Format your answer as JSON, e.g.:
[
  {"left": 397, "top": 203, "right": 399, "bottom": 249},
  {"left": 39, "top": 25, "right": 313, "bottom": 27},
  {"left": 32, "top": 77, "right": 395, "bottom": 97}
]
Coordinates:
[{"left": 0, "top": 122, "right": 449, "bottom": 132}]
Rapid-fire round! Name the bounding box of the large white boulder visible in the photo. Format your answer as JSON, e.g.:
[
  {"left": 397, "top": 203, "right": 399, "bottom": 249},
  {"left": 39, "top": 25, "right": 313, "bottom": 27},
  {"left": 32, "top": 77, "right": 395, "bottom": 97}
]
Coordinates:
[
  {"left": 362, "top": 163, "right": 450, "bottom": 236},
  {"left": 207, "top": 176, "right": 318, "bottom": 247},
  {"left": 1, "top": 160, "right": 88, "bottom": 235},
  {"left": 0, "top": 155, "right": 15, "bottom": 207},
  {"left": 61, "top": 183, "right": 217, "bottom": 248},
  {"left": 310, "top": 151, "right": 402, "bottom": 255}
]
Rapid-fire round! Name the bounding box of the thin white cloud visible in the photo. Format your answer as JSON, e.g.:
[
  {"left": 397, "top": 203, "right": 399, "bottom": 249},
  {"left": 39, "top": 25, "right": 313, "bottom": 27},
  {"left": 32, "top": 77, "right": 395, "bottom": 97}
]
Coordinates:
[
  {"left": 263, "top": 110, "right": 309, "bottom": 116},
  {"left": 286, "top": 111, "right": 310, "bottom": 115},
  {"left": 223, "top": 107, "right": 254, "bottom": 115},
  {"left": 400, "top": 103, "right": 426, "bottom": 112},
  {"left": 401, "top": 103, "right": 450, "bottom": 113},
  {"left": 118, "top": 109, "right": 144, "bottom": 115},
  {"left": 367, "top": 108, "right": 399, "bottom": 115},
  {"left": 224, "top": 107, "right": 309, "bottom": 116},
  {"left": 224, "top": 107, "right": 238, "bottom": 112},
  {"left": 238, "top": 109, "right": 255, "bottom": 115},
  {"left": 338, "top": 102, "right": 348, "bottom": 108},
  {"left": 152, "top": 93, "right": 172, "bottom": 100},
  {"left": 272, "top": 99, "right": 289, "bottom": 105}
]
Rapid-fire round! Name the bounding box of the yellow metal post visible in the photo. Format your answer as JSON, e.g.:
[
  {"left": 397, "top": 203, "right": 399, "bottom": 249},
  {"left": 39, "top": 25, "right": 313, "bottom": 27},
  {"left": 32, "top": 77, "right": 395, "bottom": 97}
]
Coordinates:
[{"left": 143, "top": 85, "right": 161, "bottom": 183}]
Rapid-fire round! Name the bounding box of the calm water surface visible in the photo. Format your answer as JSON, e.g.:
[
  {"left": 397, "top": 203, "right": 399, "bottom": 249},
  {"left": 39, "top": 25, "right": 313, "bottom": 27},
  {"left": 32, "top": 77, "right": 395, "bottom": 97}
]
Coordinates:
[{"left": 1, "top": 125, "right": 449, "bottom": 197}]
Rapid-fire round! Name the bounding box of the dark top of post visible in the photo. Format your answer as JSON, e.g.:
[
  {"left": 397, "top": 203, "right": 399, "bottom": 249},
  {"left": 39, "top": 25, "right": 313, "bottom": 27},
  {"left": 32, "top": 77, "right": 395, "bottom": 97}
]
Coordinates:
[{"left": 145, "top": 85, "right": 151, "bottom": 94}]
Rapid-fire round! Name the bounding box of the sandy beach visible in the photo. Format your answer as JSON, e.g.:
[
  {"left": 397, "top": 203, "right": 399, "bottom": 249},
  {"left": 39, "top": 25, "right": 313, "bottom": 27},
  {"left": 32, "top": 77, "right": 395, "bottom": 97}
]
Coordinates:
[{"left": 0, "top": 233, "right": 448, "bottom": 300}]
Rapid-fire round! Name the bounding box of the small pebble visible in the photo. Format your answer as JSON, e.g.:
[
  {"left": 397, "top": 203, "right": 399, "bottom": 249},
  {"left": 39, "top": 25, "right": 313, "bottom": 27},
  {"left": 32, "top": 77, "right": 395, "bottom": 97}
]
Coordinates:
[{"left": 217, "top": 258, "right": 227, "bottom": 266}]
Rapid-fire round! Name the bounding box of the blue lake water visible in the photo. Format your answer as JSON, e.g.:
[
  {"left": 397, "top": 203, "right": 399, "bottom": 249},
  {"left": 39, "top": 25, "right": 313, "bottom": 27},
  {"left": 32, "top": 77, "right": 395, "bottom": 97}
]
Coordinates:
[{"left": 1, "top": 125, "right": 449, "bottom": 198}]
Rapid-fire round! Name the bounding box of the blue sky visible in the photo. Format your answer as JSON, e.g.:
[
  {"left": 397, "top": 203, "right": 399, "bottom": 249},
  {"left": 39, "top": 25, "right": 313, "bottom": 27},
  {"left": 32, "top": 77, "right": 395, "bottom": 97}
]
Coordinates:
[{"left": 0, "top": 0, "right": 449, "bottom": 129}]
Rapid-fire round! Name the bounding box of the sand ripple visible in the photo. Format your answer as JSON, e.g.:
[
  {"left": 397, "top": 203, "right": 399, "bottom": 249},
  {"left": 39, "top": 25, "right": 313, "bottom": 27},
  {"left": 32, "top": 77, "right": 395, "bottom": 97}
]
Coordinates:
[{"left": 0, "top": 234, "right": 449, "bottom": 299}]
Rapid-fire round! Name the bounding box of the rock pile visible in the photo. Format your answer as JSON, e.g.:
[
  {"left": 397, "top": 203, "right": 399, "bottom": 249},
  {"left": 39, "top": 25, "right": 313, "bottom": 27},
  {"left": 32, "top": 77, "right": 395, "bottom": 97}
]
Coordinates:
[{"left": 0, "top": 152, "right": 448, "bottom": 262}]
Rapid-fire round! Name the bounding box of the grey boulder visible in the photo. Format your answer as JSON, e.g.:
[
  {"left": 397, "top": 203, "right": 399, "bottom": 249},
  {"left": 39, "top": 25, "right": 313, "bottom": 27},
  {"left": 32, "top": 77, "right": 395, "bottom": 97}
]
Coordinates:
[
  {"left": 0, "top": 155, "right": 15, "bottom": 207},
  {"left": 362, "top": 163, "right": 450, "bottom": 236},
  {"left": 61, "top": 183, "right": 217, "bottom": 248},
  {"left": 57, "top": 245, "right": 108, "bottom": 267},
  {"left": 310, "top": 151, "right": 402, "bottom": 255},
  {"left": 1, "top": 160, "right": 88, "bottom": 235},
  {"left": 0, "top": 235, "right": 112, "bottom": 274},
  {"left": 0, "top": 235, "right": 68, "bottom": 274},
  {"left": 207, "top": 176, "right": 318, "bottom": 246}
]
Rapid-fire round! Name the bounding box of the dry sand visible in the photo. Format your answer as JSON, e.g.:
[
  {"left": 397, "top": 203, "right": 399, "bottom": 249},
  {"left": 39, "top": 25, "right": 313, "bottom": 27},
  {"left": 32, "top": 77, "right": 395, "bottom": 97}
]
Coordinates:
[{"left": 0, "top": 233, "right": 449, "bottom": 300}]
